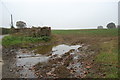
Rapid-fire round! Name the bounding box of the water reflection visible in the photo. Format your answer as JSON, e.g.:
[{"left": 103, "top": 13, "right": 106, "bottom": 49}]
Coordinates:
[
  {"left": 52, "top": 44, "right": 81, "bottom": 55},
  {"left": 33, "top": 45, "right": 53, "bottom": 55},
  {"left": 33, "top": 44, "right": 81, "bottom": 56}
]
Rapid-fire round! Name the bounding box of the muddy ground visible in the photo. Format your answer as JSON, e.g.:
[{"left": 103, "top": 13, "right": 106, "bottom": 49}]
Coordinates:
[{"left": 2, "top": 34, "right": 118, "bottom": 78}]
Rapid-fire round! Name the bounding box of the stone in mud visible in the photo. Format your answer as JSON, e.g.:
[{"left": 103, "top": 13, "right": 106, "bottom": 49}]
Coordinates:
[
  {"left": 69, "top": 49, "right": 75, "bottom": 53},
  {"left": 61, "top": 52, "right": 70, "bottom": 58},
  {"left": 46, "top": 72, "right": 52, "bottom": 76},
  {"left": 86, "top": 66, "right": 91, "bottom": 70},
  {"left": 53, "top": 66, "right": 71, "bottom": 78},
  {"left": 34, "top": 63, "right": 53, "bottom": 77},
  {"left": 101, "top": 73, "right": 106, "bottom": 76},
  {"left": 48, "top": 58, "right": 59, "bottom": 64},
  {"left": 61, "top": 49, "right": 75, "bottom": 58},
  {"left": 55, "top": 57, "right": 63, "bottom": 62},
  {"left": 52, "top": 54, "right": 58, "bottom": 57},
  {"left": 18, "top": 56, "right": 22, "bottom": 58},
  {"left": 63, "top": 55, "right": 73, "bottom": 67},
  {"left": 10, "top": 69, "right": 13, "bottom": 72},
  {"left": 78, "top": 47, "right": 84, "bottom": 51}
]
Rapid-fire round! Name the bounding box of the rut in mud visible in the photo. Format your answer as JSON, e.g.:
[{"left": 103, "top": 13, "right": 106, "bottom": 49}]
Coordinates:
[{"left": 2, "top": 44, "right": 95, "bottom": 78}]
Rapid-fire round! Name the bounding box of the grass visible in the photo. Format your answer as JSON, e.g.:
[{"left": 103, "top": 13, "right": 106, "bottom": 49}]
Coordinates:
[
  {"left": 94, "top": 40, "right": 118, "bottom": 78},
  {"left": 52, "top": 29, "right": 118, "bottom": 36},
  {"left": 2, "top": 35, "right": 51, "bottom": 46}
]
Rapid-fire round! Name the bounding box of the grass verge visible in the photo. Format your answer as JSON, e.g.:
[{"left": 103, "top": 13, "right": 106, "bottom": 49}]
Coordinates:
[
  {"left": 94, "top": 40, "right": 118, "bottom": 78},
  {"left": 2, "top": 35, "right": 51, "bottom": 46}
]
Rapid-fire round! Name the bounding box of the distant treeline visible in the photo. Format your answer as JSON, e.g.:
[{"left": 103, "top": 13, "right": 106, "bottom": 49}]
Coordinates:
[{"left": 0, "top": 28, "right": 11, "bottom": 35}]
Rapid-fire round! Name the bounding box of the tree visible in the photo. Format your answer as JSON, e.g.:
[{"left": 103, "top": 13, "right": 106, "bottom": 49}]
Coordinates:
[
  {"left": 97, "top": 26, "right": 103, "bottom": 29},
  {"left": 16, "top": 21, "right": 26, "bottom": 28},
  {"left": 106, "top": 22, "right": 116, "bottom": 29}
]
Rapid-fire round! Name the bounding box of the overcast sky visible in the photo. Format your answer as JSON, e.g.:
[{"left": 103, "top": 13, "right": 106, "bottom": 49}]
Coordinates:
[{"left": 0, "top": 0, "right": 119, "bottom": 29}]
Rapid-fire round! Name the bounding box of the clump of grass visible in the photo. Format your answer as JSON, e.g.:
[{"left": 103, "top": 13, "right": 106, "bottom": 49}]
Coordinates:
[
  {"left": 2, "top": 35, "right": 51, "bottom": 46},
  {"left": 41, "top": 36, "right": 51, "bottom": 42}
]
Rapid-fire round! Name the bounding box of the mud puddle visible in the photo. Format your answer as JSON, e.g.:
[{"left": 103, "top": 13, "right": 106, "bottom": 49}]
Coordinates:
[
  {"left": 14, "top": 44, "right": 82, "bottom": 78},
  {"left": 52, "top": 44, "right": 81, "bottom": 56},
  {"left": 33, "top": 44, "right": 81, "bottom": 56},
  {"left": 33, "top": 44, "right": 86, "bottom": 78},
  {"left": 16, "top": 49, "right": 49, "bottom": 78}
]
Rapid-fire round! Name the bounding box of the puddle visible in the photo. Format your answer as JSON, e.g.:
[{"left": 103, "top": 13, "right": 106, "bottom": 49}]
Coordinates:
[
  {"left": 16, "top": 49, "right": 49, "bottom": 78},
  {"left": 15, "top": 44, "right": 82, "bottom": 78},
  {"left": 33, "top": 44, "right": 81, "bottom": 55},
  {"left": 52, "top": 44, "right": 81, "bottom": 56},
  {"left": 32, "top": 45, "right": 53, "bottom": 55}
]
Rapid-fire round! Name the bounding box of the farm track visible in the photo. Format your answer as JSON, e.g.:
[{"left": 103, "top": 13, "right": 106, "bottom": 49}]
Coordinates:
[{"left": 2, "top": 29, "right": 119, "bottom": 78}]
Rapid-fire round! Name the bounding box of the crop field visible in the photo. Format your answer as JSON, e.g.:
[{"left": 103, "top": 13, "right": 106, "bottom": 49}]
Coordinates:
[{"left": 52, "top": 29, "right": 118, "bottom": 36}]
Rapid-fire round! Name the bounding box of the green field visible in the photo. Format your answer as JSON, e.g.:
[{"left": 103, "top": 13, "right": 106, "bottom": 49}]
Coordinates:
[{"left": 52, "top": 29, "right": 119, "bottom": 36}]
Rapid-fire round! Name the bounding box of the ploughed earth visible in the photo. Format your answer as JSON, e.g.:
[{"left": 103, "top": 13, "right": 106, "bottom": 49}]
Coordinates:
[{"left": 2, "top": 43, "right": 96, "bottom": 78}]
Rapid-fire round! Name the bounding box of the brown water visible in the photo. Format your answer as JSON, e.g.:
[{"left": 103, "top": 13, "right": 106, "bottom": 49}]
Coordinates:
[
  {"left": 15, "top": 44, "right": 82, "bottom": 78},
  {"left": 34, "top": 44, "right": 81, "bottom": 55}
]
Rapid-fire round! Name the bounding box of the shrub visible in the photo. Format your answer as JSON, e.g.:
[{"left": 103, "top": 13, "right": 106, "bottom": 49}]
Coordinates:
[{"left": 41, "top": 36, "right": 51, "bottom": 42}]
